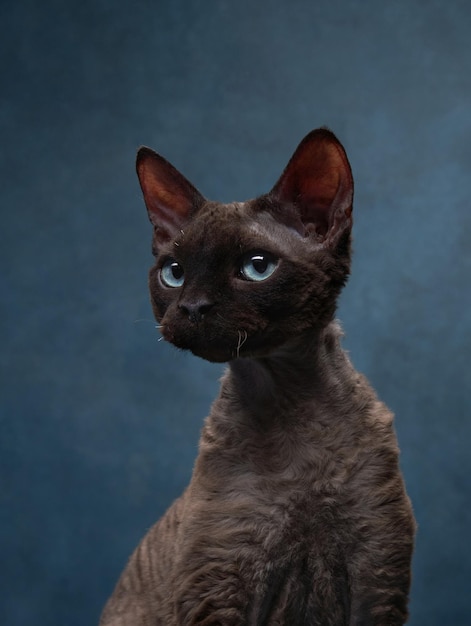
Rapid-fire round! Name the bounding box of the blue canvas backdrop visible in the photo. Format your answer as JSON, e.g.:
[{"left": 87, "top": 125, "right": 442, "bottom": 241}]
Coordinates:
[{"left": 1, "top": 1, "right": 470, "bottom": 624}]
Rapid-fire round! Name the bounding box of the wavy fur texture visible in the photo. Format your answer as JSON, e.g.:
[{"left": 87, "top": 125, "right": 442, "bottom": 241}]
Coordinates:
[{"left": 100, "top": 129, "right": 415, "bottom": 625}]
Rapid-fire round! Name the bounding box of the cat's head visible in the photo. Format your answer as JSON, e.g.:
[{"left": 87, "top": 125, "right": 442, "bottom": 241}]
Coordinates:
[{"left": 136, "top": 128, "right": 353, "bottom": 363}]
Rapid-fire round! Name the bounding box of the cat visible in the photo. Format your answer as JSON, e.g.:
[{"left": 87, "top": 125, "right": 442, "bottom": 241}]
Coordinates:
[{"left": 99, "top": 128, "right": 416, "bottom": 625}]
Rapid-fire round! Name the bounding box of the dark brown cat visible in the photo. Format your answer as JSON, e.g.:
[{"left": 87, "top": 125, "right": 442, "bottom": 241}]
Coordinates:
[{"left": 99, "top": 129, "right": 415, "bottom": 625}]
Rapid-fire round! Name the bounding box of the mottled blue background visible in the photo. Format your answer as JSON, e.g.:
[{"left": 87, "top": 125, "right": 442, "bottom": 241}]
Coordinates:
[{"left": 1, "top": 1, "right": 470, "bottom": 624}]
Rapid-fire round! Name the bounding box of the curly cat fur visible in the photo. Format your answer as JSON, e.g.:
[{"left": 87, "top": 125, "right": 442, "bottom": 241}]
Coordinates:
[{"left": 100, "top": 129, "right": 415, "bottom": 625}]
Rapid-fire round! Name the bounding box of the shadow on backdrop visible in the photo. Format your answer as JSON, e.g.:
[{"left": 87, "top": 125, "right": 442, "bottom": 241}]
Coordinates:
[{"left": 1, "top": 1, "right": 470, "bottom": 624}]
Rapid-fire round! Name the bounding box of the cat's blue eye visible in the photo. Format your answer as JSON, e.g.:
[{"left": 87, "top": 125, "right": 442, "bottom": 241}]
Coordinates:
[
  {"left": 240, "top": 252, "right": 278, "bottom": 282},
  {"left": 160, "top": 259, "right": 184, "bottom": 288}
]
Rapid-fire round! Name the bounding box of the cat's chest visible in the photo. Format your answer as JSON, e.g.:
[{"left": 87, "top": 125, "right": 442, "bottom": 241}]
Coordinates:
[
  {"left": 176, "top": 400, "right": 382, "bottom": 623},
  {"left": 188, "top": 376, "right": 383, "bottom": 564},
  {"left": 202, "top": 405, "right": 364, "bottom": 500},
  {"left": 192, "top": 433, "right": 359, "bottom": 558},
  {"left": 180, "top": 478, "right": 353, "bottom": 625}
]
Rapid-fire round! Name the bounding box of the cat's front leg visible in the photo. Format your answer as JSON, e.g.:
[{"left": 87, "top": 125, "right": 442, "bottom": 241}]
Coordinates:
[
  {"left": 347, "top": 507, "right": 415, "bottom": 625},
  {"left": 99, "top": 497, "right": 188, "bottom": 626},
  {"left": 348, "top": 582, "right": 410, "bottom": 626},
  {"left": 174, "top": 557, "right": 249, "bottom": 626}
]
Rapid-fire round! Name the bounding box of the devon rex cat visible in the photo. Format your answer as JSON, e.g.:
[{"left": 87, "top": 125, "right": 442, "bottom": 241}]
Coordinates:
[{"left": 100, "top": 128, "right": 415, "bottom": 625}]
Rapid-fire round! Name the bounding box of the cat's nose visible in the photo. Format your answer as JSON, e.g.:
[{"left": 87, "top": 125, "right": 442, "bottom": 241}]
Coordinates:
[{"left": 178, "top": 298, "right": 214, "bottom": 323}]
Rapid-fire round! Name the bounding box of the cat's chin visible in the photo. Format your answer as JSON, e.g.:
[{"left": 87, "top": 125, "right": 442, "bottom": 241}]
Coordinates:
[
  {"left": 164, "top": 329, "right": 270, "bottom": 363},
  {"left": 179, "top": 343, "right": 264, "bottom": 364},
  {"left": 167, "top": 334, "right": 292, "bottom": 364},
  {"left": 191, "top": 347, "right": 233, "bottom": 364},
  {"left": 163, "top": 333, "right": 236, "bottom": 363},
  {"left": 173, "top": 342, "right": 234, "bottom": 363},
  {"left": 161, "top": 320, "right": 301, "bottom": 363}
]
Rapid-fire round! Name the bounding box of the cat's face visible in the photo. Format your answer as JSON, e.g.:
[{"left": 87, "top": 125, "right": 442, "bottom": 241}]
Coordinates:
[{"left": 137, "top": 129, "right": 354, "bottom": 363}]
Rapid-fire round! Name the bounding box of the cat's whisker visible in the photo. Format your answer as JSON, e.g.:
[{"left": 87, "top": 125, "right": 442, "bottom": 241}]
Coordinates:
[
  {"left": 134, "top": 319, "right": 165, "bottom": 337},
  {"left": 133, "top": 318, "right": 156, "bottom": 325},
  {"left": 236, "top": 329, "right": 248, "bottom": 358}
]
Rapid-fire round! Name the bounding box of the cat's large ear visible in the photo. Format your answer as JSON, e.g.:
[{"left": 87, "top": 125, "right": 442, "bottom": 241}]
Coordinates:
[
  {"left": 270, "top": 128, "right": 353, "bottom": 243},
  {"left": 136, "top": 147, "right": 205, "bottom": 244}
]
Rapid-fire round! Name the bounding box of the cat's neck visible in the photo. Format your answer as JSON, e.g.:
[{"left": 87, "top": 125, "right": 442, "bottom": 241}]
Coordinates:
[
  {"left": 226, "top": 321, "right": 357, "bottom": 419},
  {"left": 195, "top": 322, "right": 375, "bottom": 483}
]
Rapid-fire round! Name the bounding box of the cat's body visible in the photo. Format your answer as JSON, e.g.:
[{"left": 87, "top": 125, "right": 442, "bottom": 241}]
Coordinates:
[{"left": 100, "top": 129, "right": 415, "bottom": 625}]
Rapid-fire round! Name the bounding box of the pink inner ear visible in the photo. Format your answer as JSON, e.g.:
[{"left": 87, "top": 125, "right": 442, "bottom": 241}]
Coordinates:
[
  {"left": 136, "top": 147, "right": 204, "bottom": 241},
  {"left": 271, "top": 129, "right": 353, "bottom": 237}
]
